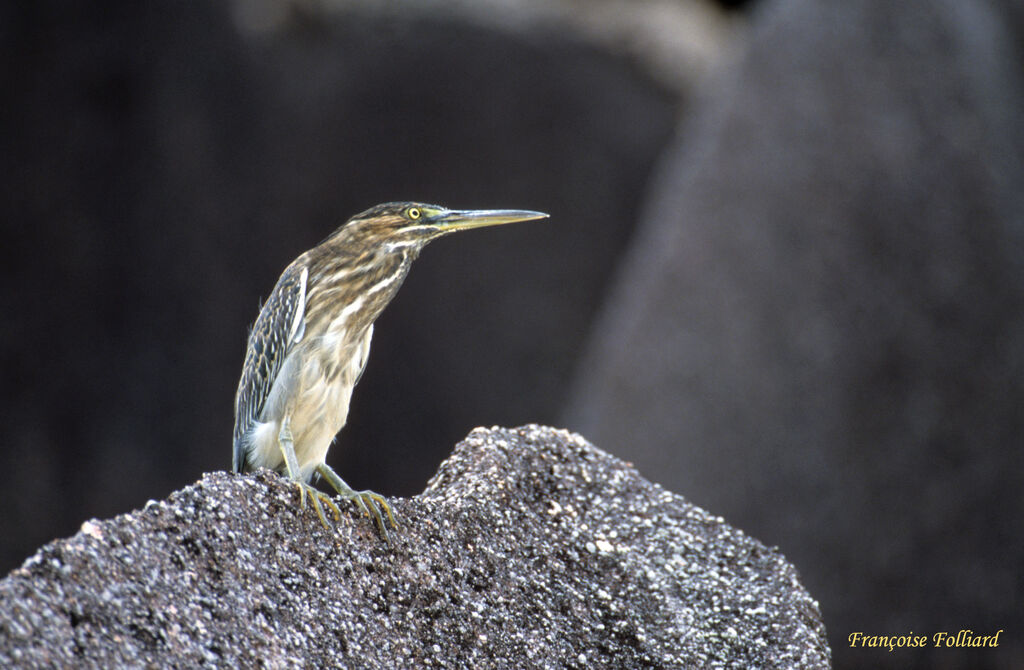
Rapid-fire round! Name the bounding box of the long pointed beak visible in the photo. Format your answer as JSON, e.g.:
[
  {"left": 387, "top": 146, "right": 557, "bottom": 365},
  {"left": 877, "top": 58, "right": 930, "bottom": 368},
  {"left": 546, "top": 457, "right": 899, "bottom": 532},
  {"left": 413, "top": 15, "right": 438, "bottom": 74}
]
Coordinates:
[{"left": 432, "top": 208, "right": 549, "bottom": 232}]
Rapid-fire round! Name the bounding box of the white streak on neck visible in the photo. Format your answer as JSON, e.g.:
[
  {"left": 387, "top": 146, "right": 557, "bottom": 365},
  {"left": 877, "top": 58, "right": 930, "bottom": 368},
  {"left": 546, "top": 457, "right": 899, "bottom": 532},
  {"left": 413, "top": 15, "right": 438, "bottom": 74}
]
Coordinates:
[
  {"left": 289, "top": 266, "right": 308, "bottom": 343},
  {"left": 383, "top": 239, "right": 424, "bottom": 254}
]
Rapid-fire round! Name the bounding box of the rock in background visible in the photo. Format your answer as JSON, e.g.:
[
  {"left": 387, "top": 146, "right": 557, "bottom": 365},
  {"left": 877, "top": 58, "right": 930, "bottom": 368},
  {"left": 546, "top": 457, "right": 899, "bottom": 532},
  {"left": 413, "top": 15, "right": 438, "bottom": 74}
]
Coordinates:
[
  {"left": 565, "top": 0, "right": 1024, "bottom": 668},
  {"left": 0, "top": 426, "right": 829, "bottom": 668}
]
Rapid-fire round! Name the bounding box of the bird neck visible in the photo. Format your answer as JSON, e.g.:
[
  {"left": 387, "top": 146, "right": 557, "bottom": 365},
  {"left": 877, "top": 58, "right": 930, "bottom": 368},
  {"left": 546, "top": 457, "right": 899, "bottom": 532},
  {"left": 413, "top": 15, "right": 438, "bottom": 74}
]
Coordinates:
[{"left": 302, "top": 246, "right": 417, "bottom": 341}]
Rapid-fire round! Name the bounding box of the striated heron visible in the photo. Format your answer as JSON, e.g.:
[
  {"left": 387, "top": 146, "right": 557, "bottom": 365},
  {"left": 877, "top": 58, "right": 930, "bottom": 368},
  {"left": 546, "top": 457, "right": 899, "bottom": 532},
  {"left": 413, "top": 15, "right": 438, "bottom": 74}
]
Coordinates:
[{"left": 232, "top": 202, "right": 548, "bottom": 539}]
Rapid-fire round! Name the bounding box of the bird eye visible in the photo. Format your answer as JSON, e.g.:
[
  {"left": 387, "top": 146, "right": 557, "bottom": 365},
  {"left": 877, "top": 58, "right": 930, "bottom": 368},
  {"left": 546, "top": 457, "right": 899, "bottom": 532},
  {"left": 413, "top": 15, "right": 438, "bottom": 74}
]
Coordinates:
[{"left": 407, "top": 207, "right": 421, "bottom": 220}]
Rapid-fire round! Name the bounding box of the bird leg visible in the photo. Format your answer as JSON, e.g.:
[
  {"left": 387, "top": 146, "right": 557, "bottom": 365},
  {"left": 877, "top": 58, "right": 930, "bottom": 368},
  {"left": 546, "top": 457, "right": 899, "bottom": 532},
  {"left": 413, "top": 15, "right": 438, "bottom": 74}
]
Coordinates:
[
  {"left": 315, "top": 462, "right": 397, "bottom": 542},
  {"left": 278, "top": 416, "right": 341, "bottom": 528}
]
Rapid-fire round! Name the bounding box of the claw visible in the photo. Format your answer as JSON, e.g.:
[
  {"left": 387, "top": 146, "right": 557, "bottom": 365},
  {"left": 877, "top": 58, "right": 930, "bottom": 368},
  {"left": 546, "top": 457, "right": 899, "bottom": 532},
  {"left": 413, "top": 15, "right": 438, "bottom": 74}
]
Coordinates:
[
  {"left": 346, "top": 490, "right": 397, "bottom": 544},
  {"left": 324, "top": 497, "right": 342, "bottom": 521},
  {"left": 292, "top": 481, "right": 343, "bottom": 530},
  {"left": 309, "top": 490, "right": 327, "bottom": 527},
  {"left": 351, "top": 492, "right": 372, "bottom": 519},
  {"left": 314, "top": 463, "right": 397, "bottom": 542},
  {"left": 360, "top": 491, "right": 397, "bottom": 530}
]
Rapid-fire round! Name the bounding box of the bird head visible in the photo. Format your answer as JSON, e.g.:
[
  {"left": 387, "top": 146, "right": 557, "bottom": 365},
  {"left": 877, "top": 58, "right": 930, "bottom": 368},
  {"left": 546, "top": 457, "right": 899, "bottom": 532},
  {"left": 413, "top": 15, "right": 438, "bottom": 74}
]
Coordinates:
[{"left": 336, "top": 202, "right": 548, "bottom": 252}]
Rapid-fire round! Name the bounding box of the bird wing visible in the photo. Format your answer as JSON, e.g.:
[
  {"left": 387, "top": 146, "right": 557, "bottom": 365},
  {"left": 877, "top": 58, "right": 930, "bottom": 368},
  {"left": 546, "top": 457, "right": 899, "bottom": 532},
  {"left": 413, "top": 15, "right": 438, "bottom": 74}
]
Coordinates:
[
  {"left": 352, "top": 323, "right": 374, "bottom": 388},
  {"left": 232, "top": 263, "right": 308, "bottom": 471}
]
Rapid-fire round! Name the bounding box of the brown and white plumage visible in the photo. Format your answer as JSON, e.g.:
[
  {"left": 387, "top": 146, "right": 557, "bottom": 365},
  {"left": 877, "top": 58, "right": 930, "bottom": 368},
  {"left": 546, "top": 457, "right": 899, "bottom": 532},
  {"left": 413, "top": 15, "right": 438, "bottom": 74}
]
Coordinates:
[
  {"left": 233, "top": 207, "right": 416, "bottom": 478},
  {"left": 231, "top": 202, "right": 548, "bottom": 537}
]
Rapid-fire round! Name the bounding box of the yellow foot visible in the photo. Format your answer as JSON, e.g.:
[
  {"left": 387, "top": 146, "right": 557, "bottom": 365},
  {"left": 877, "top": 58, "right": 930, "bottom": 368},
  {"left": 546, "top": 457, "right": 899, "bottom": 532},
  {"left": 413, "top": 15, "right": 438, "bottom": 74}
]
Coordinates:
[
  {"left": 314, "top": 462, "right": 397, "bottom": 542},
  {"left": 294, "top": 481, "right": 342, "bottom": 529},
  {"left": 292, "top": 479, "right": 396, "bottom": 542},
  {"left": 343, "top": 489, "right": 397, "bottom": 542}
]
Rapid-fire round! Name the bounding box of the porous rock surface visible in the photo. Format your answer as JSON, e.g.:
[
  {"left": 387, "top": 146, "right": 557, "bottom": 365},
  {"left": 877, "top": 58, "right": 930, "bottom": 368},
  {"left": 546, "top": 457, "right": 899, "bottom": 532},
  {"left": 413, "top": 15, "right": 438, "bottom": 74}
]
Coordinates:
[{"left": 0, "top": 426, "right": 829, "bottom": 668}]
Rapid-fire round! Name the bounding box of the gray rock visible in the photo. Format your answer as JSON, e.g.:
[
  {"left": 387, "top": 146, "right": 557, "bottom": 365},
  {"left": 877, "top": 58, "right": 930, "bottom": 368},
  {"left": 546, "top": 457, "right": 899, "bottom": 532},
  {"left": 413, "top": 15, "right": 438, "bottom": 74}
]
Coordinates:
[{"left": 0, "top": 426, "right": 828, "bottom": 669}]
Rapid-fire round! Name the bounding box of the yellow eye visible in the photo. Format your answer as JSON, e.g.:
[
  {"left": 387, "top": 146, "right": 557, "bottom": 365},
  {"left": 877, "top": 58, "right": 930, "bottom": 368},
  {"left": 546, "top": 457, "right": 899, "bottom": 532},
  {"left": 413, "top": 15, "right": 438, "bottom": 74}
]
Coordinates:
[{"left": 407, "top": 207, "right": 421, "bottom": 220}]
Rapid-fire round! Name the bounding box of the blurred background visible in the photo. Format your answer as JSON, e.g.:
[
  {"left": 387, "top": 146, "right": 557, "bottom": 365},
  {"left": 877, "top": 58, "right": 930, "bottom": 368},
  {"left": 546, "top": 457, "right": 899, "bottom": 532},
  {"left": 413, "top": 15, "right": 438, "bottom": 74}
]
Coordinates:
[{"left": 2, "top": 0, "right": 1021, "bottom": 668}]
